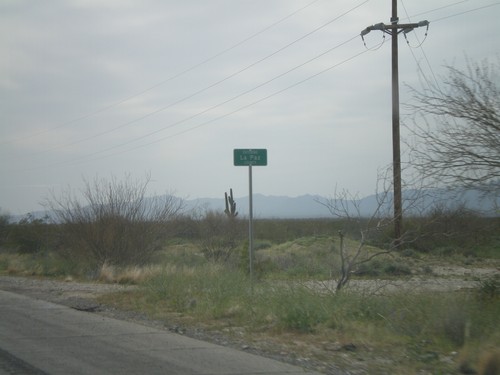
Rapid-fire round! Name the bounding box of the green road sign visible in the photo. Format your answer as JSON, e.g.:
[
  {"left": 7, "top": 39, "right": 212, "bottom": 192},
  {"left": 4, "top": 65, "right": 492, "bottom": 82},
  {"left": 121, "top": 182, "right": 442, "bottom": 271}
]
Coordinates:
[{"left": 234, "top": 149, "right": 267, "bottom": 166}]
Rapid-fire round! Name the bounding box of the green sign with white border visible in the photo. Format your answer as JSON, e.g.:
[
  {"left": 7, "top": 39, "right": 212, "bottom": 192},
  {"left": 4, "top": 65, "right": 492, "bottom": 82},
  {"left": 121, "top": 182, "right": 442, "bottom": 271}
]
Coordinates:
[{"left": 233, "top": 149, "right": 267, "bottom": 166}]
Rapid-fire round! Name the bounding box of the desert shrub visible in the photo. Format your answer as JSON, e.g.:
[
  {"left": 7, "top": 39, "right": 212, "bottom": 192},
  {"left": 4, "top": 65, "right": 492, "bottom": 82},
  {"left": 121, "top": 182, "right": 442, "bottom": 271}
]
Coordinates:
[
  {"left": 383, "top": 261, "right": 412, "bottom": 276},
  {"left": 363, "top": 259, "right": 385, "bottom": 276},
  {"left": 159, "top": 242, "right": 206, "bottom": 268},
  {"left": 198, "top": 211, "right": 245, "bottom": 263},
  {"left": 0, "top": 254, "right": 10, "bottom": 272},
  {"left": 478, "top": 350, "right": 500, "bottom": 375},
  {"left": 253, "top": 240, "right": 272, "bottom": 250},
  {"left": 0, "top": 251, "right": 81, "bottom": 277},
  {"left": 477, "top": 276, "right": 500, "bottom": 301},
  {"left": 369, "top": 291, "right": 500, "bottom": 349},
  {"left": 0, "top": 210, "right": 10, "bottom": 247},
  {"left": 273, "top": 287, "right": 330, "bottom": 332},
  {"left": 406, "top": 207, "right": 499, "bottom": 256},
  {"left": 356, "top": 258, "right": 411, "bottom": 277},
  {"left": 31, "top": 251, "right": 81, "bottom": 277},
  {"left": 254, "top": 237, "right": 333, "bottom": 279},
  {"left": 7, "top": 214, "right": 52, "bottom": 254},
  {"left": 144, "top": 264, "right": 250, "bottom": 318},
  {"left": 401, "top": 248, "right": 418, "bottom": 258},
  {"left": 253, "top": 218, "right": 347, "bottom": 244},
  {"left": 436, "top": 300, "right": 470, "bottom": 346},
  {"left": 45, "top": 174, "right": 184, "bottom": 267}
]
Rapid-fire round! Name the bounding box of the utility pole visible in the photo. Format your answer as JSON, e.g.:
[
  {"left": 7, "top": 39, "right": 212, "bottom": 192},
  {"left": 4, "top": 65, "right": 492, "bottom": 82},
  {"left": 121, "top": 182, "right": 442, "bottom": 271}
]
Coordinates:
[{"left": 361, "top": 1, "right": 428, "bottom": 247}]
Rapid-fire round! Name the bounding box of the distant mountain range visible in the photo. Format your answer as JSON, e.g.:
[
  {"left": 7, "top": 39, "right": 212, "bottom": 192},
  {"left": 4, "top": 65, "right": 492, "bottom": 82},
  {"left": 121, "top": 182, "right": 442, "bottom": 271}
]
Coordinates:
[
  {"left": 185, "top": 189, "right": 499, "bottom": 218},
  {"left": 186, "top": 194, "right": 330, "bottom": 219},
  {"left": 13, "top": 188, "right": 499, "bottom": 222}
]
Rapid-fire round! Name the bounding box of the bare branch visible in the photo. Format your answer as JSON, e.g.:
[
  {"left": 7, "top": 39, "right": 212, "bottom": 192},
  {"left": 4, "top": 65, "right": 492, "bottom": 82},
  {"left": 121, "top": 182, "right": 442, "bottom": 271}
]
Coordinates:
[
  {"left": 405, "top": 58, "right": 500, "bottom": 195},
  {"left": 43, "top": 174, "right": 184, "bottom": 268}
]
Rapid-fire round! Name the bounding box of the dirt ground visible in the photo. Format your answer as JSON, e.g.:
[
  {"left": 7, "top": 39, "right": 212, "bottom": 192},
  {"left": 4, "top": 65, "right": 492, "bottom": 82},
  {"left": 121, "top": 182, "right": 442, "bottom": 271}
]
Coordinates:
[
  {"left": 1, "top": 262, "right": 498, "bottom": 375},
  {"left": 307, "top": 264, "right": 498, "bottom": 294}
]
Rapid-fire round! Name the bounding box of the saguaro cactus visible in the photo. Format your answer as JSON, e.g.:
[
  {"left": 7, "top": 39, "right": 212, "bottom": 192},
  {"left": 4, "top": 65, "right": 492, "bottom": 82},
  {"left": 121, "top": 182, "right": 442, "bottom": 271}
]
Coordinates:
[{"left": 224, "top": 188, "right": 238, "bottom": 218}]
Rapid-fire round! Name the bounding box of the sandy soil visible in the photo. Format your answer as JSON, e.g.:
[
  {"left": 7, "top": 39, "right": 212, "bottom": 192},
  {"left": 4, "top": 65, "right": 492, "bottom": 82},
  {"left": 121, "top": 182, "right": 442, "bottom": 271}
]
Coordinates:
[{"left": 307, "top": 265, "right": 499, "bottom": 294}]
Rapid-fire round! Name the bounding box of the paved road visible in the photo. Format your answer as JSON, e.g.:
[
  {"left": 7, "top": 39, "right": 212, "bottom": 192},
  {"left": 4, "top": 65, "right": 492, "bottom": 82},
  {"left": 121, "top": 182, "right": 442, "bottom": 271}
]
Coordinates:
[{"left": 0, "top": 290, "right": 321, "bottom": 375}]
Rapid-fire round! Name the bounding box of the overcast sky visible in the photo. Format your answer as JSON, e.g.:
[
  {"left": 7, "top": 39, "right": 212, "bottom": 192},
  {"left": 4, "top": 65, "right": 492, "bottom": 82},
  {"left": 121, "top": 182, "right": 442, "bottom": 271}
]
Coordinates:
[{"left": 1, "top": 0, "right": 499, "bottom": 215}]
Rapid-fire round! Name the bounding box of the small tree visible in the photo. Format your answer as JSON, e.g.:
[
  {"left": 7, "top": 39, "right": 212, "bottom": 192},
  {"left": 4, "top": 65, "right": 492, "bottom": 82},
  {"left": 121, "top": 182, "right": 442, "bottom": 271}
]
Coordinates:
[
  {"left": 406, "top": 58, "right": 500, "bottom": 195},
  {"left": 45, "top": 174, "right": 184, "bottom": 267},
  {"left": 319, "top": 188, "right": 395, "bottom": 291}
]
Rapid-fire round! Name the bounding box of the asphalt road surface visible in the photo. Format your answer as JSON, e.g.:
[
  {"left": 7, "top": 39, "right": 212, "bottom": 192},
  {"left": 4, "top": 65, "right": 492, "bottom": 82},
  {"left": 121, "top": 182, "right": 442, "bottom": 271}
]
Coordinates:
[{"left": 0, "top": 290, "right": 321, "bottom": 375}]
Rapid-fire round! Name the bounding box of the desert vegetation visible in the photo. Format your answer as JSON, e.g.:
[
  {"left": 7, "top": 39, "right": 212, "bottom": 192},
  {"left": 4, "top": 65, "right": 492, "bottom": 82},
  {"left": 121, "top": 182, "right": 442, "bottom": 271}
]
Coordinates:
[{"left": 1, "top": 198, "right": 498, "bottom": 374}]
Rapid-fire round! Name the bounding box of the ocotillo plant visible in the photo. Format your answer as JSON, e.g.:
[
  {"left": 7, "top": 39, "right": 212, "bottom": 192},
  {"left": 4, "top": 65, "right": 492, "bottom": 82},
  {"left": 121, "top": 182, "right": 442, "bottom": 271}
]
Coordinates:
[{"left": 224, "top": 188, "right": 238, "bottom": 218}]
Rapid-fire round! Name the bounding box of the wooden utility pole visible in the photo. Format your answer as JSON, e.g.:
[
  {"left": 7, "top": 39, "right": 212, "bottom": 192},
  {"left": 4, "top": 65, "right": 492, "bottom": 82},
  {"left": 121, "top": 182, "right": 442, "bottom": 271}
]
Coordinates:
[
  {"left": 391, "top": 0, "right": 403, "bottom": 246},
  {"left": 361, "top": 2, "right": 429, "bottom": 247}
]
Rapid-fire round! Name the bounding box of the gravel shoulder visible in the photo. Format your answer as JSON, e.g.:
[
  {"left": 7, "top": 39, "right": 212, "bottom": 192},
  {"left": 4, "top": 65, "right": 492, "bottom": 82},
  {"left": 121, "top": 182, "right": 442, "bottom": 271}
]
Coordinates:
[
  {"left": 0, "top": 276, "right": 135, "bottom": 311},
  {"left": 0, "top": 275, "right": 330, "bottom": 373}
]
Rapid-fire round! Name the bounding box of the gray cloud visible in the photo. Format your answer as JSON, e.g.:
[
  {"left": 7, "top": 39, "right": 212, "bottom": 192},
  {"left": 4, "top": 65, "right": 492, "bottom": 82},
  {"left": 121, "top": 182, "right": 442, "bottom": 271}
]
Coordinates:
[{"left": 1, "top": 0, "right": 498, "bottom": 214}]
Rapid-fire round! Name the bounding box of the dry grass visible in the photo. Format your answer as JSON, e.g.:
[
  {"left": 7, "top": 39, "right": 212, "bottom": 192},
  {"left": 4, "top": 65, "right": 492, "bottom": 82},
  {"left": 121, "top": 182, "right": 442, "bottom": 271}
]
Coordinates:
[
  {"left": 3, "top": 234, "right": 499, "bottom": 374},
  {"left": 97, "top": 263, "right": 162, "bottom": 284},
  {"left": 478, "top": 349, "right": 500, "bottom": 375}
]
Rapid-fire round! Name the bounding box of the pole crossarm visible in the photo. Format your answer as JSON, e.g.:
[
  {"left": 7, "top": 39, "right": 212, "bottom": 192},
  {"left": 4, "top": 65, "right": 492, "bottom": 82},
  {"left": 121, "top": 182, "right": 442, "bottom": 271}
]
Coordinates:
[
  {"left": 359, "top": 2, "right": 430, "bottom": 247},
  {"left": 361, "top": 20, "right": 429, "bottom": 37}
]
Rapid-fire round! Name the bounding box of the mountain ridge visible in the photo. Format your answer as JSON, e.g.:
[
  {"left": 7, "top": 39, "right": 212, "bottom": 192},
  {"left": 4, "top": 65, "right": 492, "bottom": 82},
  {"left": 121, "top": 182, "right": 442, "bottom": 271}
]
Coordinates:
[
  {"left": 185, "top": 189, "right": 498, "bottom": 218},
  {"left": 11, "top": 189, "right": 498, "bottom": 222}
]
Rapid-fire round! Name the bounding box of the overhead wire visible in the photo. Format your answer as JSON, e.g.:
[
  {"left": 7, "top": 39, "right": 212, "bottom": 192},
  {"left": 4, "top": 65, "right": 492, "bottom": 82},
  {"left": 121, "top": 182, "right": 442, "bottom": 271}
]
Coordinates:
[
  {"left": 13, "top": 32, "right": 366, "bottom": 171},
  {"left": 5, "top": 0, "right": 496, "bottom": 172},
  {"left": 401, "top": 0, "right": 500, "bottom": 93},
  {"left": 404, "top": 0, "right": 472, "bottom": 19},
  {"left": 400, "top": 0, "right": 439, "bottom": 91},
  {"left": 78, "top": 35, "right": 362, "bottom": 155},
  {"left": 119, "top": 50, "right": 370, "bottom": 153},
  {"left": 7, "top": 0, "right": 370, "bottom": 160},
  {"left": 0, "top": 0, "right": 323, "bottom": 146},
  {"left": 24, "top": 42, "right": 370, "bottom": 170},
  {"left": 429, "top": 1, "right": 500, "bottom": 22}
]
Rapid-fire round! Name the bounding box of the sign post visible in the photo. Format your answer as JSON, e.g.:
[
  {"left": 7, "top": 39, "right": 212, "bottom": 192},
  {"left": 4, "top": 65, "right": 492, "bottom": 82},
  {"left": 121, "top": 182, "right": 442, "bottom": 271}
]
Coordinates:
[{"left": 233, "top": 149, "right": 267, "bottom": 286}]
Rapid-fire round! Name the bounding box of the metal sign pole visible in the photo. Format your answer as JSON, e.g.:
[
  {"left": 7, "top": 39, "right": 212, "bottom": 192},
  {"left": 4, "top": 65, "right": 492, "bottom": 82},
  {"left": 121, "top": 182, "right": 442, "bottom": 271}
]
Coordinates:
[
  {"left": 248, "top": 165, "right": 254, "bottom": 286},
  {"left": 233, "top": 148, "right": 267, "bottom": 291}
]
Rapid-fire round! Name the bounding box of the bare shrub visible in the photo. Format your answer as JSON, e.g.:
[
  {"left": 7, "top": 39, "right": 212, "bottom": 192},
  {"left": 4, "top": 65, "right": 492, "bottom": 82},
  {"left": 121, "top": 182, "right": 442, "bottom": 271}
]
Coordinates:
[
  {"left": 45, "top": 174, "right": 184, "bottom": 268},
  {"left": 405, "top": 204, "right": 497, "bottom": 255},
  {"left": 318, "top": 186, "right": 397, "bottom": 291},
  {"left": 406, "top": 58, "right": 500, "bottom": 196},
  {"left": 199, "top": 210, "right": 244, "bottom": 263}
]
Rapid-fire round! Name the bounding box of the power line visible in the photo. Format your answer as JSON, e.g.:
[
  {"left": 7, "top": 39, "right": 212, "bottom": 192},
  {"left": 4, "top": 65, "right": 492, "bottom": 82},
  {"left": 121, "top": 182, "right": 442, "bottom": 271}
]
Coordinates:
[
  {"left": 7, "top": 0, "right": 369, "bottom": 160},
  {"left": 64, "top": 49, "right": 371, "bottom": 168},
  {"left": 429, "top": 1, "right": 500, "bottom": 23},
  {"left": 14, "top": 41, "right": 369, "bottom": 172},
  {"left": 7, "top": 0, "right": 484, "bottom": 159},
  {"left": 401, "top": 0, "right": 499, "bottom": 102},
  {"left": 4, "top": 0, "right": 495, "bottom": 172},
  {"left": 403, "top": 0, "right": 472, "bottom": 20},
  {"left": 0, "top": 0, "right": 323, "bottom": 147},
  {"left": 79, "top": 36, "right": 363, "bottom": 155},
  {"left": 400, "top": 0, "right": 439, "bottom": 90}
]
